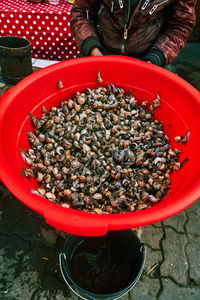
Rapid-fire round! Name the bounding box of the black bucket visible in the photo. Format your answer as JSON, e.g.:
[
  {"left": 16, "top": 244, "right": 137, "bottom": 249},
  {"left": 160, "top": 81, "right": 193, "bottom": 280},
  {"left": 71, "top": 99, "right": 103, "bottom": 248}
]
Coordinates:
[
  {"left": 0, "top": 36, "right": 33, "bottom": 84},
  {"left": 59, "top": 230, "right": 146, "bottom": 300}
]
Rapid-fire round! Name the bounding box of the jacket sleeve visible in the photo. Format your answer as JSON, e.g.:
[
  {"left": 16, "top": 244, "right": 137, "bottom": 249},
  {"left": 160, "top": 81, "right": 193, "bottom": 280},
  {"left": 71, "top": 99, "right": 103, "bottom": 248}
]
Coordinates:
[
  {"left": 70, "top": 0, "right": 104, "bottom": 56},
  {"left": 151, "top": 0, "right": 196, "bottom": 64}
]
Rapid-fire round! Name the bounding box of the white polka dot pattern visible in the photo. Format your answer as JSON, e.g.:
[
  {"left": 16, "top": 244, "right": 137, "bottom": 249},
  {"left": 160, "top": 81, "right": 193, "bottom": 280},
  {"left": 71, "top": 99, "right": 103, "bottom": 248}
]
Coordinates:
[{"left": 0, "top": 0, "right": 80, "bottom": 61}]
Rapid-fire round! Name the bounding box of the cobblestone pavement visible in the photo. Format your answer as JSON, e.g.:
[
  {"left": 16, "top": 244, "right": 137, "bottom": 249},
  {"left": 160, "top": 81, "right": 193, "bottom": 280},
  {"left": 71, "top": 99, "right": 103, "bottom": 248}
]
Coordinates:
[{"left": 0, "top": 43, "right": 200, "bottom": 299}]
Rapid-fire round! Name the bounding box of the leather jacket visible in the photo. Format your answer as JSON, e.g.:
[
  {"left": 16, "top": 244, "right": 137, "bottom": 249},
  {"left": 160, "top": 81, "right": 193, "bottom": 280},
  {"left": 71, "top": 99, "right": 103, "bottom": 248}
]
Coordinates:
[{"left": 70, "top": 0, "right": 196, "bottom": 65}]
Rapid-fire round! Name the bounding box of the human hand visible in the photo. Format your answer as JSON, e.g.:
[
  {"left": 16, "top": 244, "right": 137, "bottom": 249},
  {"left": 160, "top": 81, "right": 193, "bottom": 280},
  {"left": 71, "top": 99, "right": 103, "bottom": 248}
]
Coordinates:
[{"left": 90, "top": 48, "right": 103, "bottom": 56}]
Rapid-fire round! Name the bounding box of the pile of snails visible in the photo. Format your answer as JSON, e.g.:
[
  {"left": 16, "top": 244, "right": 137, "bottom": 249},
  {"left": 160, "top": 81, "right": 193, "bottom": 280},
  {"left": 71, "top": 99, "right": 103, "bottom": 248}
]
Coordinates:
[{"left": 21, "top": 74, "right": 186, "bottom": 214}]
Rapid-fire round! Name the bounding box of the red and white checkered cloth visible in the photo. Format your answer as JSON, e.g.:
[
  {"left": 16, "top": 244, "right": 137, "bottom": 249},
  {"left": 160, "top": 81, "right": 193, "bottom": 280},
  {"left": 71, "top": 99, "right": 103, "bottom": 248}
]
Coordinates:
[{"left": 0, "top": 0, "right": 80, "bottom": 61}]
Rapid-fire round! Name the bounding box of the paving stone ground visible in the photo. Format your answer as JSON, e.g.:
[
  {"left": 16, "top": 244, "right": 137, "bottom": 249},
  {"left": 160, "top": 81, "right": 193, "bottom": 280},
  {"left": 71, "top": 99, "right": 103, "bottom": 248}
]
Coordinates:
[{"left": 0, "top": 43, "right": 200, "bottom": 299}]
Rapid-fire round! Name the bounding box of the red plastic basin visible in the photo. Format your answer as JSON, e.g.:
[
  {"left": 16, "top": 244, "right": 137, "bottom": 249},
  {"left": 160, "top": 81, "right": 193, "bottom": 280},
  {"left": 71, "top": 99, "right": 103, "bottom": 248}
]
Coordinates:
[{"left": 0, "top": 56, "right": 200, "bottom": 236}]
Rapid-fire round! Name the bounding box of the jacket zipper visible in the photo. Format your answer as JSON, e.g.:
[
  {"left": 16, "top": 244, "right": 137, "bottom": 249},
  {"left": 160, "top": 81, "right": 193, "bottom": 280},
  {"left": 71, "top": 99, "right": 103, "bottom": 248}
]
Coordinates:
[
  {"left": 86, "top": 9, "right": 89, "bottom": 20},
  {"left": 119, "top": 0, "right": 124, "bottom": 9},
  {"left": 98, "top": 4, "right": 104, "bottom": 15},
  {"left": 149, "top": 0, "right": 168, "bottom": 15},
  {"left": 111, "top": 1, "right": 114, "bottom": 13},
  {"left": 121, "top": 0, "right": 140, "bottom": 54},
  {"left": 141, "top": 0, "right": 150, "bottom": 10}
]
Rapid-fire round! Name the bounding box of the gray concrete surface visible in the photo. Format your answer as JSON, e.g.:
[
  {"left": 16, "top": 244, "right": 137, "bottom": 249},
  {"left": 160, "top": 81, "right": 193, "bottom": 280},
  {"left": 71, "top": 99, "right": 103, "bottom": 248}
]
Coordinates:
[{"left": 0, "top": 42, "right": 200, "bottom": 299}]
